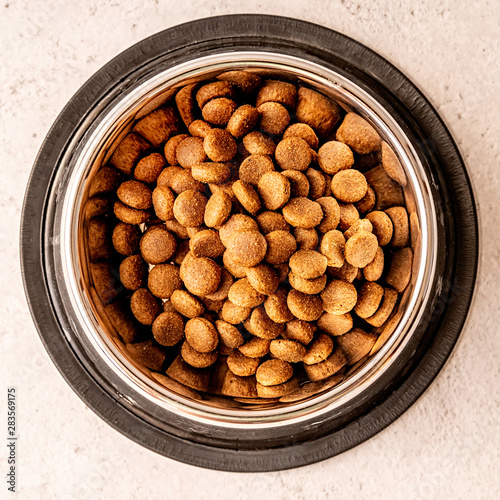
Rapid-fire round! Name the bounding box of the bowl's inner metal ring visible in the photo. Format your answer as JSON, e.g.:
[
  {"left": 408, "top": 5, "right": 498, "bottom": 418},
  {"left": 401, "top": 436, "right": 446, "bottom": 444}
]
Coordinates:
[{"left": 54, "top": 51, "right": 437, "bottom": 428}]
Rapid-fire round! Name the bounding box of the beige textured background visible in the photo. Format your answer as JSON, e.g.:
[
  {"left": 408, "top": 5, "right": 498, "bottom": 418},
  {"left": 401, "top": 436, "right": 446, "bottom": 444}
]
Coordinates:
[{"left": 1, "top": 1, "right": 499, "bottom": 498}]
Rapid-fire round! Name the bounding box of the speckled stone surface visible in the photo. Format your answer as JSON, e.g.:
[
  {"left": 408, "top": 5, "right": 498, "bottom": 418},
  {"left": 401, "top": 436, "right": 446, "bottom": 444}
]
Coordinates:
[{"left": 1, "top": 1, "right": 499, "bottom": 498}]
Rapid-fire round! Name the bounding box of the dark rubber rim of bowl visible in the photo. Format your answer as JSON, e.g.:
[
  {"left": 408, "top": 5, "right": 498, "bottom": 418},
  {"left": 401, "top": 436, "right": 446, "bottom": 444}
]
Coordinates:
[{"left": 20, "top": 15, "right": 478, "bottom": 472}]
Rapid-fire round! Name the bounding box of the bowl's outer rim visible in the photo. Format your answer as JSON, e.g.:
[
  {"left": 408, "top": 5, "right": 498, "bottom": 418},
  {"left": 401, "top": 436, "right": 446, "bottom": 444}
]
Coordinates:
[{"left": 20, "top": 14, "right": 478, "bottom": 471}]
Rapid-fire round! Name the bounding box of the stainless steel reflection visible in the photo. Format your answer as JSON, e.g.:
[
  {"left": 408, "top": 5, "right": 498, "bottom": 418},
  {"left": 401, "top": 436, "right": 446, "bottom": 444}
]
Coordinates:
[{"left": 55, "top": 51, "right": 437, "bottom": 428}]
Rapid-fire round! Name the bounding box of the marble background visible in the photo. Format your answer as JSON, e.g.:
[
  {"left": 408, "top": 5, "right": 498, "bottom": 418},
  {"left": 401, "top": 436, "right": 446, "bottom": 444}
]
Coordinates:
[{"left": 1, "top": 1, "right": 499, "bottom": 498}]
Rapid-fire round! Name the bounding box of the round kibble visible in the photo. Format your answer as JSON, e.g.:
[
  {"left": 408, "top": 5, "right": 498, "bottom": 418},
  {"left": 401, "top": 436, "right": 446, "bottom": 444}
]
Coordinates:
[
  {"left": 157, "top": 166, "right": 183, "bottom": 188},
  {"left": 196, "top": 81, "right": 234, "bottom": 109},
  {"left": 140, "top": 226, "right": 176, "bottom": 264},
  {"left": 328, "top": 260, "right": 359, "bottom": 283},
  {"left": 304, "top": 168, "right": 327, "bottom": 199},
  {"left": 275, "top": 137, "right": 312, "bottom": 171},
  {"left": 283, "top": 123, "right": 319, "bottom": 149},
  {"left": 283, "top": 197, "right": 324, "bottom": 229},
  {"left": 257, "top": 378, "right": 299, "bottom": 398},
  {"left": 303, "top": 333, "right": 334, "bottom": 365},
  {"left": 185, "top": 317, "right": 219, "bottom": 353},
  {"left": 264, "top": 230, "right": 297, "bottom": 264},
  {"left": 148, "top": 263, "right": 182, "bottom": 299},
  {"left": 270, "top": 339, "right": 306, "bottom": 363},
  {"left": 258, "top": 102, "right": 290, "bottom": 135},
  {"left": 336, "top": 328, "right": 376, "bottom": 364},
  {"left": 215, "top": 320, "right": 244, "bottom": 349},
  {"left": 303, "top": 348, "right": 347, "bottom": 382},
  {"left": 381, "top": 141, "right": 407, "bottom": 186},
  {"left": 164, "top": 219, "right": 189, "bottom": 239},
  {"left": 256, "top": 359, "right": 293, "bottom": 386},
  {"left": 181, "top": 341, "right": 218, "bottom": 368},
  {"left": 317, "top": 141, "right": 354, "bottom": 174},
  {"left": 130, "top": 288, "right": 161, "bottom": 325},
  {"left": 188, "top": 119, "right": 212, "bottom": 138},
  {"left": 226, "top": 229, "right": 267, "bottom": 267},
  {"left": 219, "top": 214, "right": 259, "bottom": 246},
  {"left": 134, "top": 153, "right": 166, "bottom": 183},
  {"left": 152, "top": 311, "right": 185, "bottom": 346},
  {"left": 321, "top": 280, "right": 357, "bottom": 315},
  {"left": 152, "top": 186, "right": 175, "bottom": 221},
  {"left": 249, "top": 307, "right": 285, "bottom": 339},
  {"left": 222, "top": 251, "right": 248, "bottom": 278},
  {"left": 239, "top": 336, "right": 270, "bottom": 358},
  {"left": 344, "top": 230, "right": 379, "bottom": 268},
  {"left": 256, "top": 211, "right": 290, "bottom": 234},
  {"left": 294, "top": 228, "right": 318, "bottom": 251},
  {"left": 385, "top": 247, "right": 413, "bottom": 292},
  {"left": 343, "top": 219, "right": 373, "bottom": 240},
  {"left": 220, "top": 299, "right": 251, "bottom": 324},
  {"left": 239, "top": 154, "right": 275, "bottom": 186},
  {"left": 182, "top": 257, "right": 221, "bottom": 296},
  {"left": 364, "top": 245, "right": 384, "bottom": 281},
  {"left": 203, "top": 268, "right": 234, "bottom": 301},
  {"left": 245, "top": 264, "right": 279, "bottom": 295},
  {"left": 320, "top": 230, "right": 345, "bottom": 268},
  {"left": 170, "top": 169, "right": 204, "bottom": 194},
  {"left": 204, "top": 190, "right": 232, "bottom": 228},
  {"left": 173, "top": 190, "right": 207, "bottom": 227},
  {"left": 89, "top": 166, "right": 122, "bottom": 197},
  {"left": 232, "top": 180, "right": 262, "bottom": 215},
  {"left": 385, "top": 206, "right": 409, "bottom": 247},
  {"left": 242, "top": 131, "right": 276, "bottom": 155},
  {"left": 289, "top": 250, "right": 327, "bottom": 279},
  {"left": 283, "top": 319, "right": 314, "bottom": 345},
  {"left": 170, "top": 290, "right": 204, "bottom": 318},
  {"left": 256, "top": 80, "right": 297, "bottom": 108},
  {"left": 189, "top": 230, "right": 225, "bottom": 259},
  {"left": 264, "top": 287, "right": 294, "bottom": 324},
  {"left": 176, "top": 136, "right": 206, "bottom": 169},
  {"left": 164, "top": 135, "right": 189, "bottom": 165},
  {"left": 112, "top": 223, "right": 141, "bottom": 256},
  {"left": 228, "top": 278, "right": 265, "bottom": 308},
  {"left": 191, "top": 163, "right": 230, "bottom": 184},
  {"left": 331, "top": 169, "right": 368, "bottom": 203},
  {"left": 226, "top": 104, "right": 259, "bottom": 138},
  {"left": 227, "top": 351, "right": 260, "bottom": 377},
  {"left": 354, "top": 282, "right": 384, "bottom": 318},
  {"left": 287, "top": 289, "right": 324, "bottom": 321},
  {"left": 338, "top": 203, "right": 360, "bottom": 231},
  {"left": 365, "top": 211, "right": 393, "bottom": 246},
  {"left": 317, "top": 197, "right": 340, "bottom": 233},
  {"left": 365, "top": 288, "right": 398, "bottom": 327},
  {"left": 355, "top": 186, "right": 376, "bottom": 214},
  {"left": 281, "top": 170, "right": 310, "bottom": 198},
  {"left": 295, "top": 86, "right": 340, "bottom": 137},
  {"left": 203, "top": 128, "right": 237, "bottom": 162},
  {"left": 317, "top": 312, "right": 353, "bottom": 336},
  {"left": 117, "top": 180, "right": 152, "bottom": 210},
  {"left": 114, "top": 201, "right": 151, "bottom": 225},
  {"left": 119, "top": 254, "right": 147, "bottom": 290},
  {"left": 336, "top": 113, "right": 381, "bottom": 154},
  {"left": 202, "top": 98, "right": 237, "bottom": 126},
  {"left": 289, "top": 273, "right": 327, "bottom": 295},
  {"left": 258, "top": 172, "right": 291, "bottom": 210}
]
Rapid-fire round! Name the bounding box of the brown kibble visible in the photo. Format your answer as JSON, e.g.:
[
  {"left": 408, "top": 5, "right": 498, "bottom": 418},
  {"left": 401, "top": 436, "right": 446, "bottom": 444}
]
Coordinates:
[
  {"left": 344, "top": 230, "right": 378, "bottom": 268},
  {"left": 140, "top": 225, "right": 176, "bottom": 264},
  {"left": 202, "top": 98, "right": 237, "bottom": 126},
  {"left": 221, "top": 371, "right": 258, "bottom": 398},
  {"left": 317, "top": 141, "right": 354, "bottom": 174},
  {"left": 201, "top": 297, "right": 225, "bottom": 312},
  {"left": 87, "top": 218, "right": 112, "bottom": 261},
  {"left": 258, "top": 172, "right": 291, "bottom": 210},
  {"left": 303, "top": 333, "right": 334, "bottom": 365},
  {"left": 289, "top": 273, "right": 327, "bottom": 295},
  {"left": 133, "top": 107, "right": 180, "bottom": 148},
  {"left": 227, "top": 351, "right": 260, "bottom": 377},
  {"left": 182, "top": 256, "right": 221, "bottom": 296},
  {"left": 109, "top": 133, "right": 151, "bottom": 175},
  {"left": 317, "top": 197, "right": 340, "bottom": 233},
  {"left": 164, "top": 219, "right": 189, "bottom": 239},
  {"left": 166, "top": 355, "right": 210, "bottom": 391},
  {"left": 148, "top": 263, "right": 182, "bottom": 299},
  {"left": 176, "top": 136, "right": 206, "bottom": 169},
  {"left": 242, "top": 131, "right": 276, "bottom": 155},
  {"left": 239, "top": 336, "right": 270, "bottom": 358},
  {"left": 304, "top": 168, "right": 326, "bottom": 199},
  {"left": 338, "top": 203, "right": 360, "bottom": 231},
  {"left": 196, "top": 81, "right": 234, "bottom": 109},
  {"left": 191, "top": 163, "right": 230, "bottom": 185},
  {"left": 256, "top": 359, "right": 293, "bottom": 386},
  {"left": 336, "top": 112, "right": 381, "bottom": 154},
  {"left": 355, "top": 186, "right": 376, "bottom": 214},
  {"left": 130, "top": 288, "right": 161, "bottom": 325},
  {"left": 232, "top": 180, "right": 262, "bottom": 215},
  {"left": 181, "top": 341, "right": 218, "bottom": 368},
  {"left": 239, "top": 154, "right": 275, "bottom": 186},
  {"left": 220, "top": 299, "right": 251, "bottom": 324},
  {"left": 170, "top": 169, "right": 204, "bottom": 194},
  {"left": 303, "top": 347, "right": 347, "bottom": 381},
  {"left": 119, "top": 254, "right": 147, "bottom": 290},
  {"left": 185, "top": 317, "right": 219, "bottom": 353},
  {"left": 188, "top": 119, "right": 213, "bottom": 138},
  {"left": 90, "top": 262, "right": 121, "bottom": 304},
  {"left": 245, "top": 264, "right": 279, "bottom": 295},
  {"left": 217, "top": 70, "right": 261, "bottom": 93},
  {"left": 294, "top": 228, "right": 318, "bottom": 251},
  {"left": 264, "top": 287, "right": 294, "bottom": 324},
  {"left": 354, "top": 282, "right": 384, "bottom": 318},
  {"left": 152, "top": 311, "right": 185, "bottom": 346},
  {"left": 386, "top": 247, "right": 413, "bottom": 292},
  {"left": 331, "top": 169, "right": 368, "bottom": 203},
  {"left": 256, "top": 211, "right": 290, "bottom": 234},
  {"left": 152, "top": 186, "right": 175, "bottom": 221},
  {"left": 204, "top": 190, "right": 232, "bottom": 228},
  {"left": 104, "top": 300, "right": 139, "bottom": 343},
  {"left": 189, "top": 229, "right": 225, "bottom": 259},
  {"left": 173, "top": 190, "right": 207, "bottom": 227},
  {"left": 117, "top": 180, "right": 152, "bottom": 210},
  {"left": 365, "top": 288, "right": 398, "bottom": 327},
  {"left": 126, "top": 341, "right": 165, "bottom": 372},
  {"left": 203, "top": 129, "right": 237, "bottom": 162},
  {"left": 249, "top": 307, "right": 285, "bottom": 340},
  {"left": 226, "top": 229, "right": 267, "bottom": 267},
  {"left": 170, "top": 290, "right": 204, "bottom": 318},
  {"left": 228, "top": 278, "right": 265, "bottom": 308},
  {"left": 289, "top": 250, "right": 327, "bottom": 279},
  {"left": 317, "top": 312, "right": 353, "bottom": 336},
  {"left": 151, "top": 372, "right": 202, "bottom": 400},
  {"left": 164, "top": 134, "right": 190, "bottom": 166},
  {"left": 84, "top": 195, "right": 113, "bottom": 221},
  {"left": 381, "top": 141, "right": 407, "bottom": 186},
  {"left": 385, "top": 206, "right": 409, "bottom": 247},
  {"left": 226, "top": 104, "right": 259, "bottom": 138},
  {"left": 257, "top": 378, "right": 299, "bottom": 398},
  {"left": 281, "top": 170, "right": 310, "bottom": 198},
  {"left": 363, "top": 246, "right": 385, "bottom": 281},
  {"left": 222, "top": 251, "right": 248, "bottom": 278},
  {"left": 264, "top": 230, "right": 297, "bottom": 264},
  {"left": 337, "top": 328, "right": 376, "bottom": 364},
  {"left": 283, "top": 319, "right": 314, "bottom": 345},
  {"left": 274, "top": 262, "right": 290, "bottom": 283},
  {"left": 365, "top": 211, "right": 394, "bottom": 246},
  {"left": 282, "top": 197, "right": 324, "bottom": 229},
  {"left": 113, "top": 203, "right": 149, "bottom": 230},
  {"left": 364, "top": 165, "right": 405, "bottom": 210},
  {"left": 275, "top": 137, "right": 312, "bottom": 171},
  {"left": 157, "top": 166, "right": 183, "bottom": 188},
  {"left": 215, "top": 320, "right": 244, "bottom": 349},
  {"left": 256, "top": 80, "right": 297, "bottom": 108},
  {"left": 320, "top": 230, "right": 345, "bottom": 267},
  {"left": 270, "top": 340, "right": 306, "bottom": 363},
  {"left": 203, "top": 268, "right": 234, "bottom": 301},
  {"left": 283, "top": 123, "right": 319, "bottom": 149},
  {"left": 295, "top": 87, "right": 340, "bottom": 137},
  {"left": 175, "top": 84, "right": 196, "bottom": 127},
  {"left": 321, "top": 280, "right": 357, "bottom": 315},
  {"left": 287, "top": 289, "right": 323, "bottom": 321},
  {"left": 258, "top": 101, "right": 290, "bottom": 135},
  {"left": 328, "top": 260, "right": 358, "bottom": 283},
  {"left": 134, "top": 153, "right": 166, "bottom": 183},
  {"left": 343, "top": 219, "right": 373, "bottom": 240},
  {"left": 89, "top": 166, "right": 122, "bottom": 197}
]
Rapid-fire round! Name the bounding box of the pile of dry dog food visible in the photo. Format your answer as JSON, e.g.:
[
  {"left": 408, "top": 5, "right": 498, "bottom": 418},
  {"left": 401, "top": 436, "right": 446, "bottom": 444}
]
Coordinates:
[{"left": 86, "top": 71, "right": 413, "bottom": 401}]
